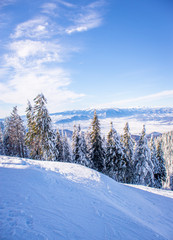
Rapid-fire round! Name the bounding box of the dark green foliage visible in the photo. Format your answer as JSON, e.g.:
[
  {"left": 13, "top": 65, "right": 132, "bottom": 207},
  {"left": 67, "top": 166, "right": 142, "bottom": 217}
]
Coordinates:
[
  {"left": 0, "top": 126, "right": 4, "bottom": 155},
  {"left": 133, "top": 125, "right": 154, "bottom": 187},
  {"left": 55, "top": 129, "right": 64, "bottom": 161},
  {"left": 156, "top": 140, "right": 167, "bottom": 188},
  {"left": 122, "top": 122, "right": 134, "bottom": 183},
  {"left": 105, "top": 122, "right": 126, "bottom": 182},
  {"left": 72, "top": 125, "right": 89, "bottom": 166},
  {"left": 88, "top": 111, "right": 105, "bottom": 172},
  {"left": 72, "top": 125, "right": 81, "bottom": 164},
  {"left": 3, "top": 107, "right": 26, "bottom": 158},
  {"left": 25, "top": 94, "right": 56, "bottom": 160},
  {"left": 63, "top": 133, "right": 71, "bottom": 162},
  {"left": 150, "top": 136, "right": 160, "bottom": 188}
]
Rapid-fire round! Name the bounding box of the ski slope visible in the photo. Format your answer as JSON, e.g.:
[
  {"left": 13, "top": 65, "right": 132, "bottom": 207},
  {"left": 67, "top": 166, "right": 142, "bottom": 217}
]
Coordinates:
[{"left": 0, "top": 156, "right": 173, "bottom": 240}]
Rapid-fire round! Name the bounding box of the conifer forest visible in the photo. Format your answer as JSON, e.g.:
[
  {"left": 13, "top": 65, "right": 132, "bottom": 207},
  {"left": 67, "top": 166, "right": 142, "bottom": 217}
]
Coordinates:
[{"left": 0, "top": 93, "right": 172, "bottom": 190}]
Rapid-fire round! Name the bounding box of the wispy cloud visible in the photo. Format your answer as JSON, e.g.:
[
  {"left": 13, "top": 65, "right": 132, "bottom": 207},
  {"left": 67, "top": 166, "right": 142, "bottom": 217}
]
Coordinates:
[
  {"left": 65, "top": 1, "right": 104, "bottom": 34},
  {"left": 5, "top": 40, "right": 63, "bottom": 69},
  {"left": 41, "top": 3, "right": 57, "bottom": 15},
  {"left": 118, "top": 90, "right": 173, "bottom": 104},
  {"left": 0, "top": 66, "right": 85, "bottom": 113},
  {"left": 11, "top": 1, "right": 105, "bottom": 37},
  {"left": 55, "top": 0, "right": 76, "bottom": 8},
  {"left": 97, "top": 90, "right": 173, "bottom": 109},
  {"left": 11, "top": 17, "right": 51, "bottom": 39},
  {"left": 0, "top": 0, "right": 106, "bottom": 116},
  {"left": 0, "top": 0, "right": 16, "bottom": 28},
  {"left": 66, "top": 11, "right": 102, "bottom": 34},
  {"left": 0, "top": 0, "right": 16, "bottom": 9}
]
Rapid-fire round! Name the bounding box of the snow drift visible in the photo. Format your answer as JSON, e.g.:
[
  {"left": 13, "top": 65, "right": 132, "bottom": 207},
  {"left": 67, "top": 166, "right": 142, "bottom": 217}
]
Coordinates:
[{"left": 0, "top": 156, "right": 173, "bottom": 240}]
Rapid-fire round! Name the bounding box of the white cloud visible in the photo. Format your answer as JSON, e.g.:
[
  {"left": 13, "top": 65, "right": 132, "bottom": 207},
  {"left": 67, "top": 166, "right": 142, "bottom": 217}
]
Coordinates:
[
  {"left": 97, "top": 90, "right": 173, "bottom": 109},
  {"left": 1, "top": 36, "right": 84, "bottom": 113},
  {"left": 11, "top": 17, "right": 50, "bottom": 39},
  {"left": 11, "top": 1, "right": 105, "bottom": 37},
  {"left": 1, "top": 36, "right": 84, "bottom": 116},
  {"left": 0, "top": 1, "right": 106, "bottom": 116},
  {"left": 117, "top": 90, "right": 173, "bottom": 104},
  {"left": 0, "top": 0, "right": 16, "bottom": 8},
  {"left": 55, "top": 0, "right": 76, "bottom": 8},
  {"left": 65, "top": 3, "right": 103, "bottom": 34},
  {"left": 41, "top": 3, "right": 57, "bottom": 15},
  {"left": 5, "top": 40, "right": 63, "bottom": 68},
  {"left": 0, "top": 66, "right": 85, "bottom": 114},
  {"left": 66, "top": 12, "right": 102, "bottom": 34}
]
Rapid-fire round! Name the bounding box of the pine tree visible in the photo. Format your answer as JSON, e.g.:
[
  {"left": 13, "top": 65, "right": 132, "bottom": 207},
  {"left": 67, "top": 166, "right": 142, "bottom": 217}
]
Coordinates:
[
  {"left": 87, "top": 111, "right": 105, "bottom": 172},
  {"left": 3, "top": 107, "right": 26, "bottom": 157},
  {"left": 72, "top": 125, "right": 81, "bottom": 164},
  {"left": 85, "top": 129, "right": 93, "bottom": 168},
  {"left": 0, "top": 126, "right": 4, "bottom": 155},
  {"left": 71, "top": 125, "right": 89, "bottom": 166},
  {"left": 26, "top": 94, "right": 56, "bottom": 160},
  {"left": 149, "top": 135, "right": 160, "bottom": 188},
  {"left": 62, "top": 132, "right": 71, "bottom": 162},
  {"left": 105, "top": 122, "right": 126, "bottom": 182},
  {"left": 122, "top": 122, "right": 134, "bottom": 183},
  {"left": 158, "top": 131, "right": 173, "bottom": 190},
  {"left": 55, "top": 129, "right": 63, "bottom": 161},
  {"left": 3, "top": 117, "right": 11, "bottom": 156},
  {"left": 156, "top": 140, "right": 167, "bottom": 188},
  {"left": 79, "top": 131, "right": 90, "bottom": 167},
  {"left": 133, "top": 125, "right": 154, "bottom": 186},
  {"left": 25, "top": 100, "right": 39, "bottom": 158}
]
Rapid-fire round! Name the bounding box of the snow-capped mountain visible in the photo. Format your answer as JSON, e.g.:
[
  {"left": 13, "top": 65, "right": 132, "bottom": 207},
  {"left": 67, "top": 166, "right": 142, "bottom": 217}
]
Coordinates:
[
  {"left": 1, "top": 107, "right": 172, "bottom": 135},
  {"left": 51, "top": 107, "right": 173, "bottom": 123},
  {"left": 0, "top": 156, "right": 173, "bottom": 240},
  {"left": 50, "top": 107, "right": 173, "bottom": 135}
]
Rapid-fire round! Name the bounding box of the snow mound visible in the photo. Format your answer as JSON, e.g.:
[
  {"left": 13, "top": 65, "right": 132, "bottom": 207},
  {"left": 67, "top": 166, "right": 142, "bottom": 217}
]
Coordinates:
[{"left": 0, "top": 156, "right": 173, "bottom": 240}]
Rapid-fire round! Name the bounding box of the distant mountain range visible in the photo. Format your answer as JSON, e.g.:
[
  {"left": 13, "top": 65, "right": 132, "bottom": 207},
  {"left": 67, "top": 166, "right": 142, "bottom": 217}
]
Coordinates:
[
  {"left": 50, "top": 107, "right": 173, "bottom": 124},
  {"left": 49, "top": 107, "right": 173, "bottom": 135},
  {"left": 1, "top": 107, "right": 173, "bottom": 135}
]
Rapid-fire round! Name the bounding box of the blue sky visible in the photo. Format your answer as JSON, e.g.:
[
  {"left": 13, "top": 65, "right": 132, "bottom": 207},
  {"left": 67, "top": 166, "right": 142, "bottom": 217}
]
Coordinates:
[{"left": 0, "top": 0, "right": 173, "bottom": 117}]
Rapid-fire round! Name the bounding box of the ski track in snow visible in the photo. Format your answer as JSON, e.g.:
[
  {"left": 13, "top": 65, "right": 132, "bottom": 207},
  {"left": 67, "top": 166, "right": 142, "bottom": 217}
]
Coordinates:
[{"left": 0, "top": 155, "right": 173, "bottom": 240}]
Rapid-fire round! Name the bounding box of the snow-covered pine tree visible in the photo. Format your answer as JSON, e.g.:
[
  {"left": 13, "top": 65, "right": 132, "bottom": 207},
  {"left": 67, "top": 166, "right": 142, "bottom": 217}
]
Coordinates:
[
  {"left": 71, "top": 124, "right": 89, "bottom": 166},
  {"left": 157, "top": 131, "right": 173, "bottom": 190},
  {"left": 62, "top": 132, "right": 71, "bottom": 162},
  {"left": 0, "top": 126, "right": 4, "bottom": 155},
  {"left": 3, "top": 117, "right": 11, "bottom": 156},
  {"left": 26, "top": 94, "right": 56, "bottom": 160},
  {"left": 3, "top": 107, "right": 26, "bottom": 157},
  {"left": 105, "top": 122, "right": 126, "bottom": 182},
  {"left": 79, "top": 131, "right": 90, "bottom": 167},
  {"left": 25, "top": 100, "right": 37, "bottom": 158},
  {"left": 149, "top": 135, "right": 160, "bottom": 188},
  {"left": 87, "top": 111, "right": 105, "bottom": 172},
  {"left": 133, "top": 125, "right": 154, "bottom": 186},
  {"left": 156, "top": 140, "right": 167, "bottom": 188},
  {"left": 55, "top": 129, "right": 63, "bottom": 161},
  {"left": 122, "top": 122, "right": 134, "bottom": 183},
  {"left": 72, "top": 125, "right": 81, "bottom": 164},
  {"left": 85, "top": 129, "right": 94, "bottom": 169},
  {"left": 34, "top": 93, "right": 56, "bottom": 160}
]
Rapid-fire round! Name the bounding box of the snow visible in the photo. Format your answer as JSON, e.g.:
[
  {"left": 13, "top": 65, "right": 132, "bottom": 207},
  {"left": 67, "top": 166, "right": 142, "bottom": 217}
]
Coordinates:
[
  {"left": 0, "top": 155, "right": 173, "bottom": 240},
  {"left": 127, "top": 184, "right": 173, "bottom": 199},
  {"left": 49, "top": 107, "right": 173, "bottom": 135}
]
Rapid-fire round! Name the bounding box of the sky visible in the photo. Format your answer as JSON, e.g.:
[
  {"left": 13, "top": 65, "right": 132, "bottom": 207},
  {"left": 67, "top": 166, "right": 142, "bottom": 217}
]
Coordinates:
[{"left": 0, "top": 0, "right": 173, "bottom": 117}]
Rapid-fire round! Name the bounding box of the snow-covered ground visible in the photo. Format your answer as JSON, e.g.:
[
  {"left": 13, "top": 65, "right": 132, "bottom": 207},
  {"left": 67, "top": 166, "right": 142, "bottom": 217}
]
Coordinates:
[{"left": 0, "top": 156, "right": 173, "bottom": 240}]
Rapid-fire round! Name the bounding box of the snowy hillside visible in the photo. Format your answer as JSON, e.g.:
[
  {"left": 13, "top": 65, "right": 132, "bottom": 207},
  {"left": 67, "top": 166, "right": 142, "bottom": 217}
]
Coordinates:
[{"left": 0, "top": 156, "right": 173, "bottom": 240}]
